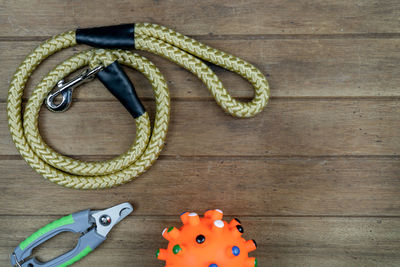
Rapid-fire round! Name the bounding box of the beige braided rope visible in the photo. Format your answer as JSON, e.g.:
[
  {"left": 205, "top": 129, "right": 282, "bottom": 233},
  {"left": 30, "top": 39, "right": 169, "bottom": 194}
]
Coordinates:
[{"left": 7, "top": 23, "right": 269, "bottom": 189}]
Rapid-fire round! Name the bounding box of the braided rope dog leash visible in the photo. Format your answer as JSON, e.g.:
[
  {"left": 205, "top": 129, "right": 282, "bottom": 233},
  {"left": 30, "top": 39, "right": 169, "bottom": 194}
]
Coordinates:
[{"left": 7, "top": 23, "right": 270, "bottom": 189}]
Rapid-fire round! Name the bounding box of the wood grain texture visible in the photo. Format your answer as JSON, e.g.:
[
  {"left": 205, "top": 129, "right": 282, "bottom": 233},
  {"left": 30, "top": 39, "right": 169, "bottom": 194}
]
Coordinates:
[
  {"left": 1, "top": 0, "right": 400, "bottom": 36},
  {"left": 1, "top": 100, "right": 399, "bottom": 156},
  {"left": 1, "top": 216, "right": 400, "bottom": 266},
  {"left": 1, "top": 157, "right": 399, "bottom": 216},
  {"left": 1, "top": 0, "right": 399, "bottom": 266},
  {"left": 1, "top": 38, "right": 400, "bottom": 99}
]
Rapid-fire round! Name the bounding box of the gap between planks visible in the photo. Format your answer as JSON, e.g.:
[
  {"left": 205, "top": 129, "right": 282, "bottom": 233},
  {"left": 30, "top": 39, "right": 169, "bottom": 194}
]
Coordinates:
[
  {"left": 2, "top": 96, "right": 400, "bottom": 104},
  {"left": 1, "top": 155, "right": 399, "bottom": 161},
  {"left": 2, "top": 33, "right": 400, "bottom": 42},
  {"left": 2, "top": 215, "right": 400, "bottom": 219}
]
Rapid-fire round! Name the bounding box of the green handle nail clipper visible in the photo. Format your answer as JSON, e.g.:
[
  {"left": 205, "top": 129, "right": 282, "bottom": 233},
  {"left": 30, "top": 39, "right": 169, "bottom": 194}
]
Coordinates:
[{"left": 10, "top": 203, "right": 133, "bottom": 267}]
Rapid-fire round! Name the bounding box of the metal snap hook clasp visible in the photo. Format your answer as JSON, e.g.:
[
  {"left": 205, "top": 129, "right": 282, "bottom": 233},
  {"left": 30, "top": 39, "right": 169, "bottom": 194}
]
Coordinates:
[{"left": 45, "top": 65, "right": 104, "bottom": 112}]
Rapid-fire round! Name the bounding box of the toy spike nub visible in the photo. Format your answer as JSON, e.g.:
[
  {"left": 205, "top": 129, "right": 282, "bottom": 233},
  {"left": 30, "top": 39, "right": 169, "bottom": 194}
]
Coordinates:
[
  {"left": 229, "top": 218, "right": 241, "bottom": 227},
  {"left": 245, "top": 257, "right": 257, "bottom": 267},
  {"left": 230, "top": 223, "right": 244, "bottom": 238},
  {"left": 157, "top": 210, "right": 258, "bottom": 267},
  {"left": 156, "top": 248, "right": 168, "bottom": 260},
  {"left": 180, "top": 211, "right": 189, "bottom": 224},
  {"left": 162, "top": 228, "right": 171, "bottom": 241},
  {"left": 245, "top": 240, "right": 257, "bottom": 252},
  {"left": 187, "top": 212, "right": 200, "bottom": 226},
  {"left": 204, "top": 209, "right": 223, "bottom": 220},
  {"left": 212, "top": 220, "right": 225, "bottom": 232},
  {"left": 162, "top": 226, "right": 181, "bottom": 241}
]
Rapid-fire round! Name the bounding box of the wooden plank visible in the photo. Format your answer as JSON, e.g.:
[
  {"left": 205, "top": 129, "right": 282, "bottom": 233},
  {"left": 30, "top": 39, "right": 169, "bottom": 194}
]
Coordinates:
[
  {"left": 1, "top": 1, "right": 399, "bottom": 267},
  {"left": 1, "top": 157, "right": 399, "bottom": 216},
  {"left": 1, "top": 0, "right": 400, "bottom": 36},
  {"left": 2, "top": 38, "right": 400, "bottom": 99},
  {"left": 1, "top": 100, "right": 399, "bottom": 156},
  {"left": 1, "top": 216, "right": 399, "bottom": 266}
]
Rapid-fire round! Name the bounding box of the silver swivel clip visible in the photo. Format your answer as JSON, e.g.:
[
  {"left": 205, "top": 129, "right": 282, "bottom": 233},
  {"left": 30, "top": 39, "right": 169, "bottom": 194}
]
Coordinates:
[{"left": 45, "top": 65, "right": 104, "bottom": 112}]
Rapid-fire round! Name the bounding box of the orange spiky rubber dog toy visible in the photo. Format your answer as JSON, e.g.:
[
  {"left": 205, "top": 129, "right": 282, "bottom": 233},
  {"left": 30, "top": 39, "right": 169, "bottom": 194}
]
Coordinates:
[{"left": 156, "top": 209, "right": 257, "bottom": 267}]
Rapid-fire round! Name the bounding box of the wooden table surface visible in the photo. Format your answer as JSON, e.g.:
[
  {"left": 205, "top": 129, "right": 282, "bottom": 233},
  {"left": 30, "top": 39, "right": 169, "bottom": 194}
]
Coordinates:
[{"left": 1, "top": 0, "right": 400, "bottom": 266}]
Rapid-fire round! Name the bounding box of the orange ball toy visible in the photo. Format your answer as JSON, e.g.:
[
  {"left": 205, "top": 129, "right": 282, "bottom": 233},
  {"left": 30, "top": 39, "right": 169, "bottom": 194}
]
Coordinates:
[{"left": 156, "top": 209, "right": 257, "bottom": 267}]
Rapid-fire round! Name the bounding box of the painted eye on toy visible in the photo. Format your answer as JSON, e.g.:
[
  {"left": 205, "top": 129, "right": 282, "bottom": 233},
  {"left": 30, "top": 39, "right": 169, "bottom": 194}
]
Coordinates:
[
  {"left": 236, "top": 225, "right": 244, "bottom": 233},
  {"left": 196, "top": 234, "right": 206, "bottom": 244}
]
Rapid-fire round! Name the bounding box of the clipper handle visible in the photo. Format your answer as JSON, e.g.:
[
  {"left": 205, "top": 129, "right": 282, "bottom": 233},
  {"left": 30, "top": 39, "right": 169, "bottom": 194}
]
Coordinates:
[
  {"left": 17, "top": 230, "right": 105, "bottom": 267},
  {"left": 11, "top": 210, "right": 92, "bottom": 267}
]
